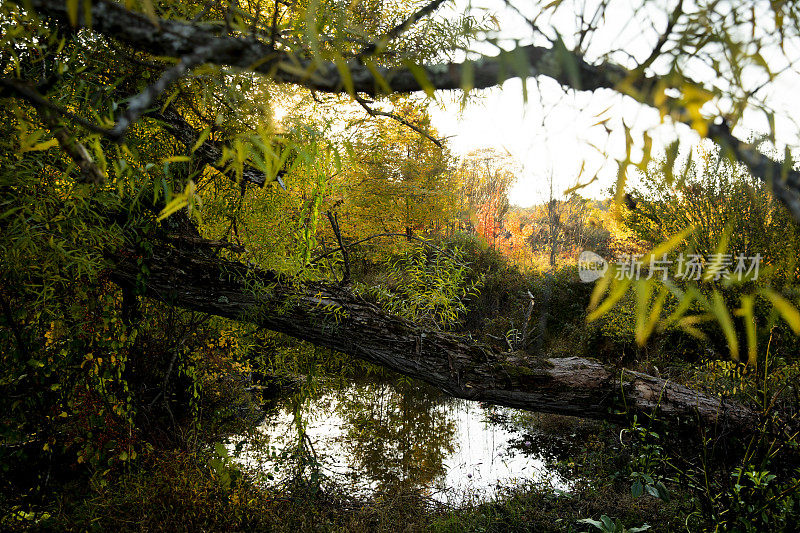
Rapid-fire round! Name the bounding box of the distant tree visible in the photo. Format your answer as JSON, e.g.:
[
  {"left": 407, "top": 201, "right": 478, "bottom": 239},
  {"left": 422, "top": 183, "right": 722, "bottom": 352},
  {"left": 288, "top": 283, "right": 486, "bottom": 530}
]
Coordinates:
[
  {"left": 623, "top": 149, "right": 800, "bottom": 283},
  {"left": 525, "top": 194, "right": 610, "bottom": 265},
  {"left": 455, "top": 149, "right": 517, "bottom": 247},
  {"left": 336, "top": 103, "right": 458, "bottom": 243}
]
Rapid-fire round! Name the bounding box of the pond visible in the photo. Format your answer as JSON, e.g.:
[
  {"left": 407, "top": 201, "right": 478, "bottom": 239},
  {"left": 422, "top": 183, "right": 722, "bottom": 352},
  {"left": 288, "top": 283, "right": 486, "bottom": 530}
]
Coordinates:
[{"left": 229, "top": 375, "right": 585, "bottom": 505}]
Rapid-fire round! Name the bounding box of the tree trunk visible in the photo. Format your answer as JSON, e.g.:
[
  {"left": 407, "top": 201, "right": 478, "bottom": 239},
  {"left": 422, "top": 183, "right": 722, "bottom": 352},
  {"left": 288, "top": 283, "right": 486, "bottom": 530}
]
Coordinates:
[{"left": 111, "top": 242, "right": 762, "bottom": 436}]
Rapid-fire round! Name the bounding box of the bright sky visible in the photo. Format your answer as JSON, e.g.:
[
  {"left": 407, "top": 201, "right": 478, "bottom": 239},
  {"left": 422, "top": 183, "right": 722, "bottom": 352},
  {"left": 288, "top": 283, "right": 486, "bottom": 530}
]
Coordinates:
[
  {"left": 428, "top": 80, "right": 688, "bottom": 206},
  {"left": 425, "top": 0, "right": 799, "bottom": 207}
]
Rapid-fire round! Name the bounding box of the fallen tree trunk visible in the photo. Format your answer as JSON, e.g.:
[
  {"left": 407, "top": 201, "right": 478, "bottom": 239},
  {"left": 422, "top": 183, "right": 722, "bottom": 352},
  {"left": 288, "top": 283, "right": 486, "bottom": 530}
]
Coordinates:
[{"left": 111, "top": 242, "right": 761, "bottom": 436}]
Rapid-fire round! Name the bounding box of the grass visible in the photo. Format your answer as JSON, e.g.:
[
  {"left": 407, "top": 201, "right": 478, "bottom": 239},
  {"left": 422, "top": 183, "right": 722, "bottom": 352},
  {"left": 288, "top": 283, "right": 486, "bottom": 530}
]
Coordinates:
[
  {"left": 7, "top": 405, "right": 693, "bottom": 533},
  {"left": 11, "top": 448, "right": 684, "bottom": 532}
]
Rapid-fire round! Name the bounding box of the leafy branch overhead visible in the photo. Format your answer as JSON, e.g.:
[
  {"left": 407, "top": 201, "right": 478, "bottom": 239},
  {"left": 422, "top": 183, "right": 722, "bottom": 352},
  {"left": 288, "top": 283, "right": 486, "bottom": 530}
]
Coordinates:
[{"left": 9, "top": 0, "right": 800, "bottom": 220}]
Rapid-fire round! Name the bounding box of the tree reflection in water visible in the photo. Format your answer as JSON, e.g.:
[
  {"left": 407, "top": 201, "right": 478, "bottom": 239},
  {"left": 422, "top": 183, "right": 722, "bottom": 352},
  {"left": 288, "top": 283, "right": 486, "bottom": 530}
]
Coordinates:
[
  {"left": 335, "top": 378, "right": 457, "bottom": 495},
  {"left": 237, "top": 374, "right": 570, "bottom": 503}
]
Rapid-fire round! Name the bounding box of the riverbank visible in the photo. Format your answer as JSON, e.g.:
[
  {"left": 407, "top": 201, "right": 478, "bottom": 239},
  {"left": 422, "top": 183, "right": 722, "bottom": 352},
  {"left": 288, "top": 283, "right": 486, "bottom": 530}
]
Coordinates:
[{"left": 8, "top": 372, "right": 689, "bottom": 532}]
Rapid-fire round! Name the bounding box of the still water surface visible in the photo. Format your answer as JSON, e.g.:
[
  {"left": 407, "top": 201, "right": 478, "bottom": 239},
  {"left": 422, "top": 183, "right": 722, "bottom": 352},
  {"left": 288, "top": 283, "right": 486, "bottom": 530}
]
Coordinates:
[{"left": 231, "top": 377, "right": 573, "bottom": 504}]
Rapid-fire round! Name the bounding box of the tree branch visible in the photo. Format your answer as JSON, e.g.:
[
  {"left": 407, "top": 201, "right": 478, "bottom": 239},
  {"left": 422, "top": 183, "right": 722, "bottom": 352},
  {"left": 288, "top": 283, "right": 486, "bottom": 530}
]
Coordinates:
[
  {"left": 354, "top": 94, "right": 443, "bottom": 147},
  {"left": 17, "top": 0, "right": 800, "bottom": 220},
  {"left": 636, "top": 0, "right": 683, "bottom": 74},
  {"left": 356, "top": 0, "right": 451, "bottom": 57},
  {"left": 16, "top": 0, "right": 631, "bottom": 96},
  {"left": 0, "top": 77, "right": 112, "bottom": 137},
  {"left": 110, "top": 50, "right": 212, "bottom": 140},
  {"left": 148, "top": 105, "right": 283, "bottom": 188},
  {"left": 326, "top": 211, "right": 350, "bottom": 283}
]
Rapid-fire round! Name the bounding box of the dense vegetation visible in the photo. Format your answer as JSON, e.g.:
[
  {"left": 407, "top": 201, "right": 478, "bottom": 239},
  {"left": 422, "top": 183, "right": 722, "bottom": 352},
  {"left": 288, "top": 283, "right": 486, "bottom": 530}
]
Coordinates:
[{"left": 3, "top": 0, "right": 800, "bottom": 530}]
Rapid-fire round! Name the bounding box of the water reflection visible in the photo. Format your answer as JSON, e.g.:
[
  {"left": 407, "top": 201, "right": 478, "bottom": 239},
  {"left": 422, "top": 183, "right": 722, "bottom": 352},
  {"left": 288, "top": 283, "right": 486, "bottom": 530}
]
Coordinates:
[
  {"left": 233, "top": 377, "right": 570, "bottom": 503},
  {"left": 338, "top": 380, "right": 456, "bottom": 493}
]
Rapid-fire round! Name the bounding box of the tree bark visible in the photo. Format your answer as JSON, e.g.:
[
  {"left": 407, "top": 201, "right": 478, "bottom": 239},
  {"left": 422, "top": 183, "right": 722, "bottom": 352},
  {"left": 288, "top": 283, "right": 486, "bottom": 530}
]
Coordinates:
[{"left": 111, "top": 242, "right": 762, "bottom": 436}]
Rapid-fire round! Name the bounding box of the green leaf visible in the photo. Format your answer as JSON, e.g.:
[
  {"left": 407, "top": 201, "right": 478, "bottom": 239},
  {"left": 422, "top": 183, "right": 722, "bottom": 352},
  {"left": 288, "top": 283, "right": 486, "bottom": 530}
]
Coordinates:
[
  {"left": 402, "top": 60, "right": 436, "bottom": 97},
  {"left": 663, "top": 140, "right": 680, "bottom": 185},
  {"left": 511, "top": 47, "right": 530, "bottom": 101},
  {"left": 655, "top": 481, "right": 670, "bottom": 502},
  {"left": 460, "top": 60, "right": 474, "bottom": 92},
  {"left": 363, "top": 59, "right": 392, "bottom": 95},
  {"left": 156, "top": 180, "right": 195, "bottom": 221},
  {"left": 191, "top": 127, "right": 212, "bottom": 153},
  {"left": 552, "top": 32, "right": 581, "bottom": 89},
  {"left": 334, "top": 56, "right": 354, "bottom": 95},
  {"left": 587, "top": 277, "right": 632, "bottom": 322},
  {"left": 67, "top": 0, "right": 79, "bottom": 26},
  {"left": 740, "top": 295, "right": 757, "bottom": 368},
  {"left": 711, "top": 290, "right": 739, "bottom": 361},
  {"left": 634, "top": 280, "right": 654, "bottom": 345},
  {"left": 214, "top": 442, "right": 229, "bottom": 458},
  {"left": 83, "top": 0, "right": 92, "bottom": 27},
  {"left": 161, "top": 155, "right": 191, "bottom": 164},
  {"left": 631, "top": 480, "right": 644, "bottom": 497},
  {"left": 763, "top": 289, "right": 800, "bottom": 334}
]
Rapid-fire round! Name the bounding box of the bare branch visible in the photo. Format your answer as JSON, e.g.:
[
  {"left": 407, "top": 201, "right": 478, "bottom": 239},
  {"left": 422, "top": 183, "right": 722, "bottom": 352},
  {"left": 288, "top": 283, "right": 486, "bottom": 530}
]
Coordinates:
[
  {"left": 636, "top": 0, "right": 683, "bottom": 75},
  {"left": 354, "top": 95, "right": 443, "bottom": 147},
  {"left": 326, "top": 211, "right": 350, "bottom": 283},
  {"left": 357, "top": 0, "right": 450, "bottom": 57}
]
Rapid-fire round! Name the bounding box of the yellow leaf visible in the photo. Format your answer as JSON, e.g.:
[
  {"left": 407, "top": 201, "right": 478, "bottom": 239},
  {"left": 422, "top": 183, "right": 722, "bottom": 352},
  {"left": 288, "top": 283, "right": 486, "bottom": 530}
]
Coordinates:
[
  {"left": 682, "top": 83, "right": 714, "bottom": 107},
  {"left": 643, "top": 226, "right": 695, "bottom": 265},
  {"left": 277, "top": 61, "right": 324, "bottom": 84},
  {"left": 24, "top": 138, "right": 59, "bottom": 152},
  {"left": 83, "top": 0, "right": 92, "bottom": 27},
  {"left": 363, "top": 59, "right": 392, "bottom": 95},
  {"left": 140, "top": 0, "right": 160, "bottom": 27},
  {"left": 588, "top": 267, "right": 612, "bottom": 311},
  {"left": 157, "top": 180, "right": 196, "bottom": 221},
  {"left": 162, "top": 155, "right": 191, "bottom": 164},
  {"left": 681, "top": 83, "right": 714, "bottom": 136},
  {"left": 587, "top": 277, "right": 632, "bottom": 322},
  {"left": 401, "top": 60, "right": 436, "bottom": 97},
  {"left": 334, "top": 56, "right": 354, "bottom": 95}
]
